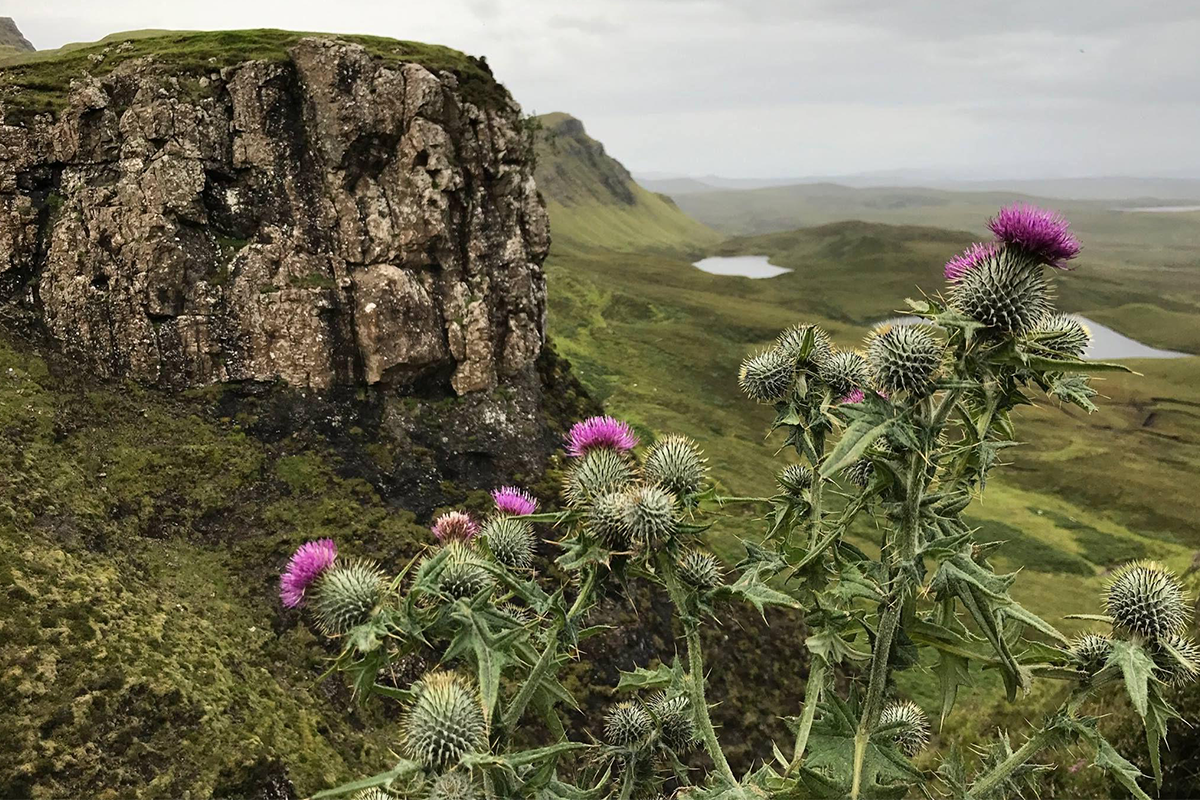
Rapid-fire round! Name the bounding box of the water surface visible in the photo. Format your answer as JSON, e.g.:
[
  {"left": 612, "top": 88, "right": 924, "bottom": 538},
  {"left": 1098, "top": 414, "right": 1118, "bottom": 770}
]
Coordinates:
[
  {"left": 875, "top": 316, "right": 1187, "bottom": 360},
  {"left": 693, "top": 255, "right": 791, "bottom": 278},
  {"left": 1116, "top": 205, "right": 1200, "bottom": 213}
]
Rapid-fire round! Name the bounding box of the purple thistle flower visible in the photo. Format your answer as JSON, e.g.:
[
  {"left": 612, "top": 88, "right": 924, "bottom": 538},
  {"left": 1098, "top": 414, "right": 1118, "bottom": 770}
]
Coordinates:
[
  {"left": 280, "top": 538, "right": 337, "bottom": 609},
  {"left": 987, "top": 203, "right": 1081, "bottom": 268},
  {"left": 944, "top": 241, "right": 1000, "bottom": 283},
  {"left": 431, "top": 511, "right": 480, "bottom": 543},
  {"left": 492, "top": 486, "right": 538, "bottom": 516},
  {"left": 565, "top": 415, "right": 639, "bottom": 458},
  {"left": 839, "top": 388, "right": 866, "bottom": 404}
]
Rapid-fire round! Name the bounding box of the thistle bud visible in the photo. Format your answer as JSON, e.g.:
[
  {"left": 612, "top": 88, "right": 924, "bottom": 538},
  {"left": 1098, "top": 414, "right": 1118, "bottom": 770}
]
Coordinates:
[
  {"left": 678, "top": 549, "right": 723, "bottom": 589},
  {"left": 738, "top": 348, "right": 795, "bottom": 403},
  {"left": 650, "top": 692, "right": 696, "bottom": 751},
  {"left": 1032, "top": 313, "right": 1091, "bottom": 359},
  {"left": 588, "top": 490, "right": 635, "bottom": 550},
  {"left": 427, "top": 770, "right": 478, "bottom": 800},
  {"left": 776, "top": 464, "right": 813, "bottom": 496},
  {"left": 401, "top": 672, "right": 487, "bottom": 769},
  {"left": 605, "top": 701, "right": 653, "bottom": 747},
  {"left": 879, "top": 700, "right": 930, "bottom": 757},
  {"left": 562, "top": 448, "right": 635, "bottom": 508},
  {"left": 438, "top": 542, "right": 493, "bottom": 600},
  {"left": 866, "top": 325, "right": 943, "bottom": 396},
  {"left": 482, "top": 516, "right": 536, "bottom": 570},
  {"left": 643, "top": 434, "right": 709, "bottom": 498},
  {"left": 775, "top": 324, "right": 833, "bottom": 369},
  {"left": 950, "top": 248, "right": 1052, "bottom": 334},
  {"left": 1105, "top": 561, "right": 1190, "bottom": 640},
  {"left": 820, "top": 350, "right": 870, "bottom": 399},
  {"left": 1068, "top": 633, "right": 1113, "bottom": 676},
  {"left": 844, "top": 457, "right": 875, "bottom": 488},
  {"left": 312, "top": 559, "right": 385, "bottom": 635},
  {"left": 351, "top": 790, "right": 392, "bottom": 800},
  {"left": 1151, "top": 633, "right": 1200, "bottom": 687},
  {"left": 624, "top": 484, "right": 678, "bottom": 548}
]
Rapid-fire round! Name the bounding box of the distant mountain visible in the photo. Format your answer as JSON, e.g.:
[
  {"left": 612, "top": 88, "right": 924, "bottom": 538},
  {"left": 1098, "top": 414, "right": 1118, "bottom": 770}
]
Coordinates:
[
  {"left": 637, "top": 171, "right": 1200, "bottom": 203},
  {"left": 0, "top": 18, "right": 34, "bottom": 56},
  {"left": 534, "top": 113, "right": 718, "bottom": 252}
]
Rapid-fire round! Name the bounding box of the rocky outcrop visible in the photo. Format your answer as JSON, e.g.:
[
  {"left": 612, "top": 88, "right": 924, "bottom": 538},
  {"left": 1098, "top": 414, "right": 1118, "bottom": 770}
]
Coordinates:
[{"left": 0, "top": 36, "right": 549, "bottom": 395}]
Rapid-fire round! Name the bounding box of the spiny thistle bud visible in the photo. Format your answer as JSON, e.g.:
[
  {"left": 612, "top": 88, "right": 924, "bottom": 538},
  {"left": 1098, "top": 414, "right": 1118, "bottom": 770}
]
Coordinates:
[
  {"left": 562, "top": 448, "right": 635, "bottom": 508},
  {"left": 650, "top": 692, "right": 696, "bottom": 751},
  {"left": 605, "top": 701, "right": 653, "bottom": 747},
  {"left": 351, "top": 789, "right": 392, "bottom": 800},
  {"left": 643, "top": 434, "right": 709, "bottom": 498},
  {"left": 427, "top": 770, "right": 478, "bottom": 800},
  {"left": 588, "top": 490, "right": 635, "bottom": 550},
  {"left": 738, "top": 347, "right": 794, "bottom": 403},
  {"left": 312, "top": 559, "right": 385, "bottom": 635},
  {"left": 1068, "top": 633, "right": 1113, "bottom": 675},
  {"left": 1105, "top": 561, "right": 1190, "bottom": 639},
  {"left": 879, "top": 700, "right": 930, "bottom": 757},
  {"left": 866, "top": 324, "right": 943, "bottom": 396},
  {"left": 438, "top": 542, "right": 493, "bottom": 600},
  {"left": 482, "top": 516, "right": 536, "bottom": 570},
  {"left": 844, "top": 457, "right": 875, "bottom": 488},
  {"left": 775, "top": 324, "right": 833, "bottom": 369},
  {"left": 820, "top": 350, "right": 870, "bottom": 399},
  {"left": 678, "top": 549, "right": 723, "bottom": 589},
  {"left": 1152, "top": 633, "right": 1200, "bottom": 688},
  {"left": 496, "top": 602, "right": 534, "bottom": 626},
  {"left": 401, "top": 672, "right": 488, "bottom": 769},
  {"left": 950, "top": 248, "right": 1052, "bottom": 335},
  {"left": 624, "top": 484, "right": 678, "bottom": 548},
  {"left": 776, "top": 464, "right": 813, "bottom": 496},
  {"left": 1032, "top": 313, "right": 1091, "bottom": 359}
]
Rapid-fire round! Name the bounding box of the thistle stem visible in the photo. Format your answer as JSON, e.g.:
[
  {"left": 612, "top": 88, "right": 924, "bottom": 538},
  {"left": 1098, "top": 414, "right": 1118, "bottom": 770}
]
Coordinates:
[
  {"left": 967, "top": 727, "right": 1056, "bottom": 799},
  {"left": 662, "top": 557, "right": 738, "bottom": 788},
  {"left": 788, "top": 656, "right": 826, "bottom": 772},
  {"left": 707, "top": 495, "right": 775, "bottom": 505}
]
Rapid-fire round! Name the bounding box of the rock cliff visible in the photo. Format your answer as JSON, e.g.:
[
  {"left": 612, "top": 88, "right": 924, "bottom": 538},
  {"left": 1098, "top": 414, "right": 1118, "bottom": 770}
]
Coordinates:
[{"left": 1, "top": 34, "right": 549, "bottom": 395}]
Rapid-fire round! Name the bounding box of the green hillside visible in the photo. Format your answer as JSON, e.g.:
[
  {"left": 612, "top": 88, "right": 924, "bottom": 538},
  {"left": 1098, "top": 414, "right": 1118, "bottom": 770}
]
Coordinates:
[{"left": 533, "top": 112, "right": 720, "bottom": 253}]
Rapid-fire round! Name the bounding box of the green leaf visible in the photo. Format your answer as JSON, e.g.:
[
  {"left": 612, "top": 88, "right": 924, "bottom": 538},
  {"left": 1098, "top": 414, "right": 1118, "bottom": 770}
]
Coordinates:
[
  {"left": 1023, "top": 354, "right": 1134, "bottom": 374},
  {"left": 1143, "top": 686, "right": 1178, "bottom": 787},
  {"left": 933, "top": 651, "right": 972, "bottom": 727},
  {"left": 308, "top": 759, "right": 422, "bottom": 799},
  {"left": 1107, "top": 639, "right": 1156, "bottom": 718},
  {"left": 1091, "top": 736, "right": 1152, "bottom": 800},
  {"left": 718, "top": 571, "right": 802, "bottom": 617},
  {"left": 616, "top": 662, "right": 676, "bottom": 691},
  {"left": 820, "top": 415, "right": 898, "bottom": 478}
]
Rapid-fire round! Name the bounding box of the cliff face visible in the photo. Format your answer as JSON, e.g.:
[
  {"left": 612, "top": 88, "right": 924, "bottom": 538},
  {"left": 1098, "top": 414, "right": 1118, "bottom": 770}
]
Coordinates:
[
  {"left": 0, "top": 18, "right": 34, "bottom": 54},
  {"left": 0, "top": 36, "right": 548, "bottom": 395}
]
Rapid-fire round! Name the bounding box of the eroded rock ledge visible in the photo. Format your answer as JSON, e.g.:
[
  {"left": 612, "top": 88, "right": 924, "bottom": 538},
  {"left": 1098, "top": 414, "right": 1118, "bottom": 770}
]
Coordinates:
[{"left": 0, "top": 37, "right": 550, "bottom": 395}]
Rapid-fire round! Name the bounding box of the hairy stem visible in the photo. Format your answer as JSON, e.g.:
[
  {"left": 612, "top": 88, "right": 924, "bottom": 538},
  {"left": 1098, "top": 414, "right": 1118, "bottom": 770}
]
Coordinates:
[
  {"left": 662, "top": 557, "right": 738, "bottom": 788},
  {"left": 788, "top": 656, "right": 826, "bottom": 772},
  {"left": 967, "top": 726, "right": 1057, "bottom": 799}
]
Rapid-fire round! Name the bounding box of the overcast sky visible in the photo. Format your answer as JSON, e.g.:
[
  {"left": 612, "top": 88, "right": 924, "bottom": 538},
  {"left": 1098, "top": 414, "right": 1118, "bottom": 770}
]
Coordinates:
[{"left": 9, "top": 1, "right": 1200, "bottom": 179}]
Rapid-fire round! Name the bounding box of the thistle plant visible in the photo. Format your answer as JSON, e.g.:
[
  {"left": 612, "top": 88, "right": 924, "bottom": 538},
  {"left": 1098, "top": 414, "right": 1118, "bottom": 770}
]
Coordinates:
[{"left": 281, "top": 204, "right": 1193, "bottom": 800}]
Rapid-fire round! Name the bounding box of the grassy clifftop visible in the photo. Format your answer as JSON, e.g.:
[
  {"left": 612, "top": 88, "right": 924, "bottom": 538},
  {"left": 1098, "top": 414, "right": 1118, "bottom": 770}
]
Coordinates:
[
  {"left": 0, "top": 28, "right": 506, "bottom": 117},
  {"left": 534, "top": 112, "right": 720, "bottom": 253}
]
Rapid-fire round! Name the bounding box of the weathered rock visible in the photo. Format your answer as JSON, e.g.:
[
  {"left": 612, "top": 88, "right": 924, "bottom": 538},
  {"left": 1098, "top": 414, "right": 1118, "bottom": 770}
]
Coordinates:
[{"left": 0, "top": 37, "right": 549, "bottom": 395}]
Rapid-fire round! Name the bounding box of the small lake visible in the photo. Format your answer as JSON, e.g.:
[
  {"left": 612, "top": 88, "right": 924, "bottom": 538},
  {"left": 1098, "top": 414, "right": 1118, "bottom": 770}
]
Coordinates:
[
  {"left": 693, "top": 255, "right": 791, "bottom": 278},
  {"left": 1116, "top": 205, "right": 1200, "bottom": 213},
  {"left": 877, "top": 316, "right": 1188, "bottom": 360}
]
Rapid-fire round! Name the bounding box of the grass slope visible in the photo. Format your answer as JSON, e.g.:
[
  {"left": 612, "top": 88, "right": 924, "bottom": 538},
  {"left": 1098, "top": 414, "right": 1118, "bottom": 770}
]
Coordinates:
[{"left": 534, "top": 112, "right": 720, "bottom": 253}]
